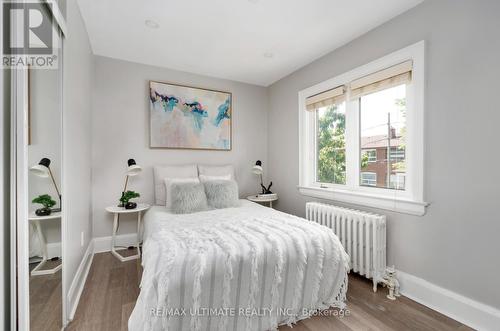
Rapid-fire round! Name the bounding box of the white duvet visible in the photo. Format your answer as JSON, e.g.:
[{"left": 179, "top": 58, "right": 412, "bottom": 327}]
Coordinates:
[{"left": 129, "top": 200, "right": 349, "bottom": 331}]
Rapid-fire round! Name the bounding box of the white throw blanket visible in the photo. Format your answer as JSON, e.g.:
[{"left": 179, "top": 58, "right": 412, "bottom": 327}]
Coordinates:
[{"left": 129, "top": 201, "right": 349, "bottom": 331}]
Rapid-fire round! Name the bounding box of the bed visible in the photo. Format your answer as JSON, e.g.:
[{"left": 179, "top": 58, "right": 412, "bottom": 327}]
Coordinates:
[{"left": 128, "top": 199, "right": 349, "bottom": 331}]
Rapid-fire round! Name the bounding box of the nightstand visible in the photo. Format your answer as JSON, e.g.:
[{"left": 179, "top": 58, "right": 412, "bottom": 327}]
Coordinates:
[
  {"left": 28, "top": 211, "right": 62, "bottom": 276},
  {"left": 247, "top": 194, "right": 278, "bottom": 208},
  {"left": 105, "top": 203, "right": 150, "bottom": 262}
]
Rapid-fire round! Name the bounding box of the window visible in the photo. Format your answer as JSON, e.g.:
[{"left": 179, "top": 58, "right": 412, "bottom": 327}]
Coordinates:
[
  {"left": 390, "top": 173, "right": 406, "bottom": 190},
  {"left": 390, "top": 147, "right": 405, "bottom": 161},
  {"left": 299, "top": 41, "right": 426, "bottom": 215},
  {"left": 316, "top": 102, "right": 346, "bottom": 184},
  {"left": 362, "top": 149, "right": 377, "bottom": 163},
  {"left": 360, "top": 172, "right": 377, "bottom": 186},
  {"left": 360, "top": 84, "right": 406, "bottom": 190}
]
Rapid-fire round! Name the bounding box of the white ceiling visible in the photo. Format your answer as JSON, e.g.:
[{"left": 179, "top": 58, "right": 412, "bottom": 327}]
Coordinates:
[{"left": 77, "top": 0, "right": 423, "bottom": 86}]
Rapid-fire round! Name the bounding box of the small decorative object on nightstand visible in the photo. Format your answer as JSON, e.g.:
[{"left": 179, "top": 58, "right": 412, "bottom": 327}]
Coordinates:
[
  {"left": 247, "top": 194, "right": 278, "bottom": 208},
  {"left": 119, "top": 190, "right": 140, "bottom": 209},
  {"left": 32, "top": 194, "right": 57, "bottom": 216},
  {"left": 105, "top": 203, "right": 150, "bottom": 262}
]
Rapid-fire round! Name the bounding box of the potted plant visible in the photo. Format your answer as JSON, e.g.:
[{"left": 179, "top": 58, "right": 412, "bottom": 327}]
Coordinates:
[
  {"left": 119, "top": 190, "right": 140, "bottom": 209},
  {"left": 32, "top": 194, "right": 56, "bottom": 216}
]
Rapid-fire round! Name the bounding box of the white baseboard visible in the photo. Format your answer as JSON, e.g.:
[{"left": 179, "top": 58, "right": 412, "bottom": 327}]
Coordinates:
[
  {"left": 93, "top": 233, "right": 138, "bottom": 253},
  {"left": 65, "top": 233, "right": 137, "bottom": 322},
  {"left": 397, "top": 270, "right": 500, "bottom": 331},
  {"left": 66, "top": 241, "right": 94, "bottom": 322}
]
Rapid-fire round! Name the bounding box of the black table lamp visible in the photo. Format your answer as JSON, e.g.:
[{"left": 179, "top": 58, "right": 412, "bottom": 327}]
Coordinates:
[
  {"left": 30, "top": 158, "right": 62, "bottom": 212},
  {"left": 252, "top": 160, "right": 264, "bottom": 187},
  {"left": 119, "top": 159, "right": 142, "bottom": 207},
  {"left": 252, "top": 160, "right": 273, "bottom": 194}
]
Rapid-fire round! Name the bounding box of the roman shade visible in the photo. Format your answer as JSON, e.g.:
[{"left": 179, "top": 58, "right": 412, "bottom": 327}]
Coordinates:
[
  {"left": 350, "top": 60, "right": 412, "bottom": 99},
  {"left": 305, "top": 86, "right": 345, "bottom": 111}
]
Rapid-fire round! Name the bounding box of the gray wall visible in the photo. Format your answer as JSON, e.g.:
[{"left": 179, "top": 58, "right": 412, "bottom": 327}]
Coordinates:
[
  {"left": 91, "top": 56, "right": 268, "bottom": 237},
  {"left": 62, "top": 0, "right": 94, "bottom": 314},
  {"left": 268, "top": 0, "right": 500, "bottom": 309}
]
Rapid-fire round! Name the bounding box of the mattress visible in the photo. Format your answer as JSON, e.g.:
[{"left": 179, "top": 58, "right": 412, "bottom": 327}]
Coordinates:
[{"left": 129, "top": 200, "right": 349, "bottom": 331}]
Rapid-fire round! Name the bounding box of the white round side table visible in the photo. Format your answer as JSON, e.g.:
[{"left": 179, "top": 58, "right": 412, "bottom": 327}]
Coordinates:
[
  {"left": 105, "top": 203, "right": 150, "bottom": 262},
  {"left": 28, "top": 211, "right": 62, "bottom": 276},
  {"left": 247, "top": 195, "right": 278, "bottom": 208}
]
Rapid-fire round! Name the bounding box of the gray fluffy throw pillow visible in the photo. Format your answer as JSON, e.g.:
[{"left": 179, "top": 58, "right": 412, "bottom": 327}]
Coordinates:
[
  {"left": 170, "top": 182, "right": 208, "bottom": 214},
  {"left": 203, "top": 180, "right": 240, "bottom": 209}
]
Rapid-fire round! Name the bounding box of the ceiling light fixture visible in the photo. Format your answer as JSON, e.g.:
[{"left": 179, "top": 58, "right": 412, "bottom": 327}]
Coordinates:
[
  {"left": 263, "top": 52, "right": 274, "bottom": 59},
  {"left": 145, "top": 19, "right": 159, "bottom": 29}
]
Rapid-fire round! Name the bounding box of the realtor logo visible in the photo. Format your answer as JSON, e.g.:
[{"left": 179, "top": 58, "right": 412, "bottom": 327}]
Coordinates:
[{"left": 2, "top": 1, "right": 59, "bottom": 68}]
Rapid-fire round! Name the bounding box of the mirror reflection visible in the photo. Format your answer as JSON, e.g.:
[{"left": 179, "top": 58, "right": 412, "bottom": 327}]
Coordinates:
[{"left": 27, "top": 45, "right": 62, "bottom": 330}]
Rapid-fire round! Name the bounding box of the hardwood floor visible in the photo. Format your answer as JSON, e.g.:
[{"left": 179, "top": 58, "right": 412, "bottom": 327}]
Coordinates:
[
  {"left": 66, "top": 251, "right": 140, "bottom": 331},
  {"left": 29, "top": 260, "right": 62, "bottom": 331},
  {"left": 67, "top": 252, "right": 473, "bottom": 331}
]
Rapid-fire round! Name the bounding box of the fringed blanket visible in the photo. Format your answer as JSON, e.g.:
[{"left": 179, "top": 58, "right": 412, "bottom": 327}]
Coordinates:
[{"left": 129, "top": 201, "right": 349, "bottom": 331}]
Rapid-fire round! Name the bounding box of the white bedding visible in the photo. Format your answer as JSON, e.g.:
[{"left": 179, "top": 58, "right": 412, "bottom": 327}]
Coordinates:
[{"left": 129, "top": 200, "right": 349, "bottom": 331}]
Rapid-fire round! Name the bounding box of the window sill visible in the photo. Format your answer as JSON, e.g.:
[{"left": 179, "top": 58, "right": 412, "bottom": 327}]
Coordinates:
[{"left": 297, "top": 185, "right": 428, "bottom": 216}]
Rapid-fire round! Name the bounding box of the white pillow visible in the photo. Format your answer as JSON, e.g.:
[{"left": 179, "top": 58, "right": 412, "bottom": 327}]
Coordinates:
[
  {"left": 198, "top": 164, "right": 235, "bottom": 180},
  {"left": 164, "top": 178, "right": 200, "bottom": 208},
  {"left": 154, "top": 165, "right": 198, "bottom": 205},
  {"left": 199, "top": 174, "right": 231, "bottom": 182}
]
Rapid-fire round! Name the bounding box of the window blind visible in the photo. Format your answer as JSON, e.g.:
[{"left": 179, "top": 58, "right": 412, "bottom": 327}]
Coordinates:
[
  {"left": 350, "top": 60, "right": 412, "bottom": 99},
  {"left": 305, "top": 86, "right": 345, "bottom": 111}
]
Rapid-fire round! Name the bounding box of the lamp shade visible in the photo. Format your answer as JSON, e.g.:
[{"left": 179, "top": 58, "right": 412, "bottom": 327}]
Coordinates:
[
  {"left": 126, "top": 159, "right": 142, "bottom": 176},
  {"left": 252, "top": 160, "right": 263, "bottom": 175},
  {"left": 29, "top": 158, "right": 51, "bottom": 178}
]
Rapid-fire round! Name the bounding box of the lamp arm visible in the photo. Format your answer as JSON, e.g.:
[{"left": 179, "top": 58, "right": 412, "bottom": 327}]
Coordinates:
[
  {"left": 48, "top": 167, "right": 61, "bottom": 197},
  {"left": 48, "top": 167, "right": 62, "bottom": 210},
  {"left": 123, "top": 175, "right": 129, "bottom": 192},
  {"left": 259, "top": 173, "right": 263, "bottom": 186}
]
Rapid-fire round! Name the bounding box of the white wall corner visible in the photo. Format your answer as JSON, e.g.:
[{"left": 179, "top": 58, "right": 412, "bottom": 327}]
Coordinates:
[
  {"left": 66, "top": 240, "right": 94, "bottom": 323},
  {"left": 397, "top": 270, "right": 500, "bottom": 331}
]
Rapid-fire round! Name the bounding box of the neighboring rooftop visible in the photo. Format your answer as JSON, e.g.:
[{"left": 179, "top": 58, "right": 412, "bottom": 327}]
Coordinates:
[{"left": 361, "top": 134, "right": 403, "bottom": 149}]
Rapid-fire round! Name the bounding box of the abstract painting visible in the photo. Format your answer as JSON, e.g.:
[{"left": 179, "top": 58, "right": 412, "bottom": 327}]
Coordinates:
[{"left": 149, "top": 81, "right": 232, "bottom": 150}]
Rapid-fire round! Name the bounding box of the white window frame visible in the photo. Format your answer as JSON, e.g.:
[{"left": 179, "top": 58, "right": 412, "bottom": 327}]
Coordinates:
[{"left": 298, "top": 41, "right": 427, "bottom": 215}]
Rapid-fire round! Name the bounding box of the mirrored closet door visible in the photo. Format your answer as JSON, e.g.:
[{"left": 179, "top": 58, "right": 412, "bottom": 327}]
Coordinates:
[
  {"left": 12, "top": 2, "right": 66, "bottom": 330},
  {"left": 27, "top": 50, "right": 63, "bottom": 330}
]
